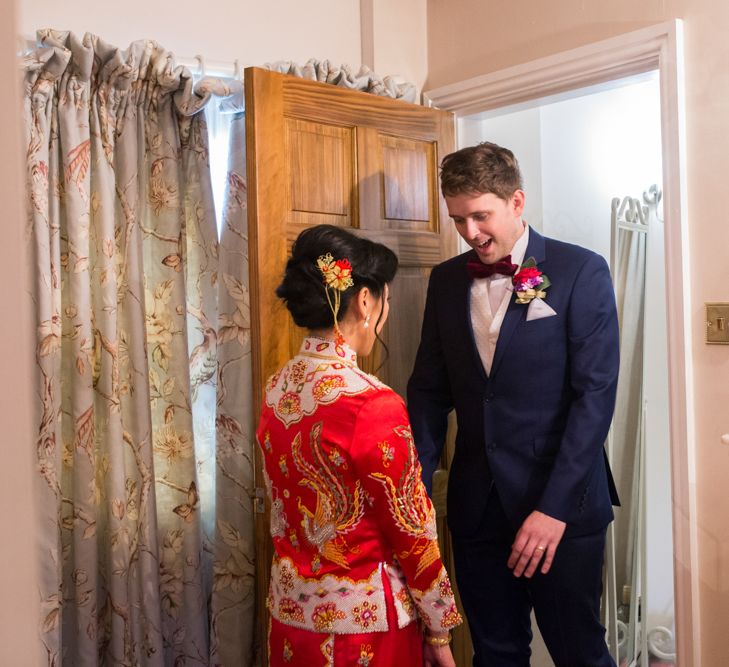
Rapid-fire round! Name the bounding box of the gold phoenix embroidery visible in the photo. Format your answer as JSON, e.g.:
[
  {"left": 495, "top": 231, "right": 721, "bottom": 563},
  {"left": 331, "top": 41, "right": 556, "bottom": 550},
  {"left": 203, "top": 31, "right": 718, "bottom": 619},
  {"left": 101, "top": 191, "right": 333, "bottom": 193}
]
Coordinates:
[
  {"left": 292, "top": 422, "right": 364, "bottom": 569},
  {"left": 369, "top": 425, "right": 440, "bottom": 578}
]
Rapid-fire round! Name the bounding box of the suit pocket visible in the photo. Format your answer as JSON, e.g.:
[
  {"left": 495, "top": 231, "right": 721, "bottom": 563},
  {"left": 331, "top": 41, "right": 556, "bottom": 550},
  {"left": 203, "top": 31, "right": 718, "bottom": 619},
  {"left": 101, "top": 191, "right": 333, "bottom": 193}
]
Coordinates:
[{"left": 533, "top": 434, "right": 562, "bottom": 459}]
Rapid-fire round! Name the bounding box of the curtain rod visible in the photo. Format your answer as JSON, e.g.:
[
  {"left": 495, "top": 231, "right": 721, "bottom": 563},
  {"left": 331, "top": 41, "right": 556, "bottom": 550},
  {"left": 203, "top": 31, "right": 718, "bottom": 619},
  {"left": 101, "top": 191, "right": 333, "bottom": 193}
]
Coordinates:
[{"left": 19, "top": 33, "right": 248, "bottom": 79}]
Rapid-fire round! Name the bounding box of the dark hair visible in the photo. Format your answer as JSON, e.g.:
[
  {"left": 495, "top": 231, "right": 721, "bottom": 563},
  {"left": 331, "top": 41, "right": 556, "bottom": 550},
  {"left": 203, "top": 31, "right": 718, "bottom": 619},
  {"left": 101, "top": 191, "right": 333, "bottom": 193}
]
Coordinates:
[
  {"left": 276, "top": 224, "right": 398, "bottom": 332},
  {"left": 440, "top": 142, "right": 523, "bottom": 200}
]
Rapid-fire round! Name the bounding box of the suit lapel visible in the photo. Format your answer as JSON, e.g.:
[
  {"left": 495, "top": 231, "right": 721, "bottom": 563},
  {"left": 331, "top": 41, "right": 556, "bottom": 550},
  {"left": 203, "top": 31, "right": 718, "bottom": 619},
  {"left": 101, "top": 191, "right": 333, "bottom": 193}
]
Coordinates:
[{"left": 489, "top": 228, "right": 547, "bottom": 378}]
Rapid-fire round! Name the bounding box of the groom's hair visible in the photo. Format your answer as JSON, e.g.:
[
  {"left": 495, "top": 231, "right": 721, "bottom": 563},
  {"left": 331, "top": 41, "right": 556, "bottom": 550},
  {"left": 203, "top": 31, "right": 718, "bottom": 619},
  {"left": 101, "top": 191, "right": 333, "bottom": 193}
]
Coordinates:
[{"left": 440, "top": 142, "right": 523, "bottom": 201}]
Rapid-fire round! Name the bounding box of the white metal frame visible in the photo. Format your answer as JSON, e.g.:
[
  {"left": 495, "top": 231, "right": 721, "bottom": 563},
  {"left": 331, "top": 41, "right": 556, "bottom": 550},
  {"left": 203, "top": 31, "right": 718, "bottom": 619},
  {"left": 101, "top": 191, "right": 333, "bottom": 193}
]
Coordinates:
[{"left": 423, "top": 20, "right": 698, "bottom": 666}]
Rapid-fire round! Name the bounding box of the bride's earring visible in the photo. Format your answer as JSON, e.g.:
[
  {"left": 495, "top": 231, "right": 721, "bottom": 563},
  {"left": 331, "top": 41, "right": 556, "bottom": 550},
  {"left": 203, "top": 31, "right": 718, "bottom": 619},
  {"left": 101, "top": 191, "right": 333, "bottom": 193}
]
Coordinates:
[{"left": 363, "top": 314, "right": 371, "bottom": 329}]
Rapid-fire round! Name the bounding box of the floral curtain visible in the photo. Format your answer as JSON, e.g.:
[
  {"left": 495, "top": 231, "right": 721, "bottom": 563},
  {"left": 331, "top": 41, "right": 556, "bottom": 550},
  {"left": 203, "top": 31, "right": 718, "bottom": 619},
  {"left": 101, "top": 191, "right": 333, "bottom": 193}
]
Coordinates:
[
  {"left": 208, "top": 109, "right": 255, "bottom": 665},
  {"left": 25, "top": 31, "right": 254, "bottom": 666}
]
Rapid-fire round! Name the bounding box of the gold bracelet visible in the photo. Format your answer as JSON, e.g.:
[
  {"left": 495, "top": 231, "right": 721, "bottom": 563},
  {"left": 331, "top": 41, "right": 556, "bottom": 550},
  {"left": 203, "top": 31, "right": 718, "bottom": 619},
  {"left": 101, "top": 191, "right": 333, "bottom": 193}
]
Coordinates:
[{"left": 424, "top": 632, "right": 451, "bottom": 646}]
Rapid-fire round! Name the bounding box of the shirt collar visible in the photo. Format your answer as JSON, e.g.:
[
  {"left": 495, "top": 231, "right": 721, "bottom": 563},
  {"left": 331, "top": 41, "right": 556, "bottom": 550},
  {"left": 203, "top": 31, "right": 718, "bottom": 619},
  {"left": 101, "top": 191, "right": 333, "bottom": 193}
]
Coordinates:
[
  {"left": 509, "top": 223, "right": 530, "bottom": 268},
  {"left": 299, "top": 336, "right": 357, "bottom": 365}
]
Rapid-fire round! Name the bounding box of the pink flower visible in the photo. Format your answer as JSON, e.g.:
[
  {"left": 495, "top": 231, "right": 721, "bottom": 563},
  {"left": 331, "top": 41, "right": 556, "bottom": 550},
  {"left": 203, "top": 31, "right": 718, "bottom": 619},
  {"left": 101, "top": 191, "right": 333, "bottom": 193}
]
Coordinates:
[{"left": 513, "top": 266, "right": 544, "bottom": 290}]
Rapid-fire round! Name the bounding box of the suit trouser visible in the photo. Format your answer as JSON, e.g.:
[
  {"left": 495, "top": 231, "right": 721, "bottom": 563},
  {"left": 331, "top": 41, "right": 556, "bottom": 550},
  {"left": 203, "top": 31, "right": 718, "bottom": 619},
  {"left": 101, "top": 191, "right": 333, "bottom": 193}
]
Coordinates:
[{"left": 452, "top": 489, "right": 616, "bottom": 667}]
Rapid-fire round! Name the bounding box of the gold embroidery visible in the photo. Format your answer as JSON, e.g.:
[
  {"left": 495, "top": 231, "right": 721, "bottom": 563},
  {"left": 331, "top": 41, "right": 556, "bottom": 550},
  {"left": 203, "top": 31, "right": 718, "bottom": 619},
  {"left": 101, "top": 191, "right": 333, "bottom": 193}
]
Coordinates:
[
  {"left": 327, "top": 447, "right": 347, "bottom": 469},
  {"left": 358, "top": 644, "right": 375, "bottom": 666},
  {"left": 320, "top": 635, "right": 334, "bottom": 667},
  {"left": 283, "top": 638, "right": 293, "bottom": 662},
  {"left": 369, "top": 425, "right": 440, "bottom": 578},
  {"left": 278, "top": 455, "right": 290, "bottom": 478},
  {"left": 278, "top": 598, "right": 305, "bottom": 624},
  {"left": 313, "top": 374, "right": 346, "bottom": 401},
  {"left": 396, "top": 588, "right": 415, "bottom": 617},
  {"left": 269, "top": 557, "right": 393, "bottom": 634},
  {"left": 264, "top": 470, "right": 287, "bottom": 539},
  {"left": 377, "top": 440, "right": 394, "bottom": 468},
  {"left": 409, "top": 566, "right": 462, "bottom": 631},
  {"left": 278, "top": 392, "right": 301, "bottom": 416},
  {"left": 290, "top": 359, "right": 308, "bottom": 385},
  {"left": 441, "top": 603, "right": 462, "bottom": 629},
  {"left": 270, "top": 498, "right": 286, "bottom": 539},
  {"left": 312, "top": 602, "right": 346, "bottom": 632},
  {"left": 266, "top": 338, "right": 385, "bottom": 426},
  {"left": 352, "top": 601, "right": 378, "bottom": 629},
  {"left": 292, "top": 423, "right": 364, "bottom": 569}
]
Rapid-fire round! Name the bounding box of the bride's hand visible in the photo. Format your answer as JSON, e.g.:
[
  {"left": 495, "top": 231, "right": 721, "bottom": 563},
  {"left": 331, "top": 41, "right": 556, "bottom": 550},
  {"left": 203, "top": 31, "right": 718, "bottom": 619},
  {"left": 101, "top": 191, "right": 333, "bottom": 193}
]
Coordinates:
[{"left": 423, "top": 642, "right": 456, "bottom": 667}]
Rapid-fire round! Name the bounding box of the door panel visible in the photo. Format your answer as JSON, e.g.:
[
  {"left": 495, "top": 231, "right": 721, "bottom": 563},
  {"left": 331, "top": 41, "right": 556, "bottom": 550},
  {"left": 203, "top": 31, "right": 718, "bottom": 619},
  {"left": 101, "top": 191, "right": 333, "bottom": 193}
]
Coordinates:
[
  {"left": 245, "top": 66, "right": 467, "bottom": 665},
  {"left": 285, "top": 118, "right": 356, "bottom": 226},
  {"left": 380, "top": 135, "right": 435, "bottom": 225}
]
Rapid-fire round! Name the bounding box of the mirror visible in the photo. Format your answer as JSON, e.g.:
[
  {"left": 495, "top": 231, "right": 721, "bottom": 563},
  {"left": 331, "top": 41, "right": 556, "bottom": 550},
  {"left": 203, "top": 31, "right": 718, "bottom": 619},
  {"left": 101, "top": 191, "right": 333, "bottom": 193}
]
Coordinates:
[{"left": 608, "top": 187, "right": 676, "bottom": 666}]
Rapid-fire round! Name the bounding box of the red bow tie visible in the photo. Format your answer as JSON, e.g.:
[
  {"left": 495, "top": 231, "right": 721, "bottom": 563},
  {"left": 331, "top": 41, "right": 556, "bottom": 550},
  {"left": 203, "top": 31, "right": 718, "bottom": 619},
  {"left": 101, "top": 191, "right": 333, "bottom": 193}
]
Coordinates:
[{"left": 466, "top": 255, "right": 518, "bottom": 280}]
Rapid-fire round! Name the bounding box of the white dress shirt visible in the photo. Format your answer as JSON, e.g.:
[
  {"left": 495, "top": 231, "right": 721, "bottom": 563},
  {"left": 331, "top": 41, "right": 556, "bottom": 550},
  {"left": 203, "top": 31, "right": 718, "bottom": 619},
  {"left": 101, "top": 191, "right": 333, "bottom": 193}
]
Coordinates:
[{"left": 470, "top": 225, "right": 530, "bottom": 376}]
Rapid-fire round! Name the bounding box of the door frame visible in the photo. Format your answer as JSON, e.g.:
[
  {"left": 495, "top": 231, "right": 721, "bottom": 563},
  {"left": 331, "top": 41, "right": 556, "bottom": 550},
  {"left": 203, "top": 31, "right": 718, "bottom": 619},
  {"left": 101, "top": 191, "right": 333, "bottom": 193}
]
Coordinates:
[{"left": 423, "top": 19, "right": 698, "bottom": 667}]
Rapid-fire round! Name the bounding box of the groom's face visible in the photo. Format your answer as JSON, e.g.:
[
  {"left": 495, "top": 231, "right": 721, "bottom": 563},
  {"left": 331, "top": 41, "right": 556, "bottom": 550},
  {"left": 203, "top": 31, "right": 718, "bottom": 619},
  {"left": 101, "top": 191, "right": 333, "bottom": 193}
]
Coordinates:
[{"left": 445, "top": 190, "right": 525, "bottom": 264}]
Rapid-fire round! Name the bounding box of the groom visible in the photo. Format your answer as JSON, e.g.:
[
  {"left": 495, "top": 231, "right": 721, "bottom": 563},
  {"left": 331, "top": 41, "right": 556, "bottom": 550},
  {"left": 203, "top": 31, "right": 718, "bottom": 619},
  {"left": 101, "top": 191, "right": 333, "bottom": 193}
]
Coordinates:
[{"left": 407, "top": 142, "right": 620, "bottom": 666}]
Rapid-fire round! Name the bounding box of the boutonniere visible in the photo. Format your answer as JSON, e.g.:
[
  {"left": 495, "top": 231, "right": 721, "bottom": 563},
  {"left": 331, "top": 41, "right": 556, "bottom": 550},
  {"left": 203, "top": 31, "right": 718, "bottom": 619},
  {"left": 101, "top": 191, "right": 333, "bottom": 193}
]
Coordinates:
[{"left": 512, "top": 257, "right": 551, "bottom": 304}]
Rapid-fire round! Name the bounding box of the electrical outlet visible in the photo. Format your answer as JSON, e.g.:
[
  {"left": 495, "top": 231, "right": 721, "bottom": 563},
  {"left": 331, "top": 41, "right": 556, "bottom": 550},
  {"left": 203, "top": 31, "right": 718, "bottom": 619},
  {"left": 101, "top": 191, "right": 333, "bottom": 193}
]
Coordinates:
[{"left": 706, "top": 303, "right": 729, "bottom": 344}]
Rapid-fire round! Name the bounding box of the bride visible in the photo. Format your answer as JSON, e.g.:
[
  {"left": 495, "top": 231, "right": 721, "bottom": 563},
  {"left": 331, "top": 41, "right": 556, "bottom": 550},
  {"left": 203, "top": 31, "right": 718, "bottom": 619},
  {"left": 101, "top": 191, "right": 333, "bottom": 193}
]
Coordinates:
[{"left": 256, "top": 224, "right": 461, "bottom": 667}]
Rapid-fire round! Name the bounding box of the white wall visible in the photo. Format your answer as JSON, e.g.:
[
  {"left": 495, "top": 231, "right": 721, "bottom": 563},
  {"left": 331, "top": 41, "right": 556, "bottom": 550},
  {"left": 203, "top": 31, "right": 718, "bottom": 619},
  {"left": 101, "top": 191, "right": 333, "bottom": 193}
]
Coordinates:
[
  {"left": 19, "top": 0, "right": 363, "bottom": 70},
  {"left": 458, "top": 107, "right": 544, "bottom": 231},
  {"left": 539, "top": 76, "right": 663, "bottom": 259},
  {"left": 18, "top": 0, "right": 429, "bottom": 90}
]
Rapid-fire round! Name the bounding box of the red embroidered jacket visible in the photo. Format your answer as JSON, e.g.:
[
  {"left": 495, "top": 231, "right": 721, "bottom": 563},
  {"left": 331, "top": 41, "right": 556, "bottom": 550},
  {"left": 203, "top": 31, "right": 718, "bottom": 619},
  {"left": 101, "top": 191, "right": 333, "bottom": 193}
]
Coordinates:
[{"left": 256, "top": 337, "right": 462, "bottom": 635}]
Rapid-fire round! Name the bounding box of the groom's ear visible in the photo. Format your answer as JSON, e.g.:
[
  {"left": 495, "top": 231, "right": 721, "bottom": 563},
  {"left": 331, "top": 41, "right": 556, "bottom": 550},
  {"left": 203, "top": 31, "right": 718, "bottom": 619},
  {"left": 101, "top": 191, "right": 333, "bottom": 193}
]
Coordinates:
[{"left": 510, "top": 189, "right": 525, "bottom": 216}]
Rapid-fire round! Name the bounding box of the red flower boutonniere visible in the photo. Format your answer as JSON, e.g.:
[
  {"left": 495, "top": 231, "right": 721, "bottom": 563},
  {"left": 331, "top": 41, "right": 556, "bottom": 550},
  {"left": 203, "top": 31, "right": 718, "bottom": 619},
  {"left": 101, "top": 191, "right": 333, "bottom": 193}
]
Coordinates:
[{"left": 512, "top": 257, "right": 551, "bottom": 304}]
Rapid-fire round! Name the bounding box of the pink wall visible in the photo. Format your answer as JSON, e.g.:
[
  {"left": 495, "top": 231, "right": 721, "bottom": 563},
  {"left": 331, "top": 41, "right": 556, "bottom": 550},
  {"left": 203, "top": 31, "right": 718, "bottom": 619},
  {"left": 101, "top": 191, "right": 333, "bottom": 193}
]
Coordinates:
[
  {"left": 427, "top": 1, "right": 729, "bottom": 663},
  {"left": 0, "top": 0, "right": 41, "bottom": 662}
]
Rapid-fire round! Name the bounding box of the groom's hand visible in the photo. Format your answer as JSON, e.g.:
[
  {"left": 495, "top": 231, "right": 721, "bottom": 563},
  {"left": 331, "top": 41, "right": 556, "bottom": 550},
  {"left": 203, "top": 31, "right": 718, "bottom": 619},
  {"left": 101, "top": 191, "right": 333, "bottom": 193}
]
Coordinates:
[{"left": 508, "top": 511, "right": 566, "bottom": 577}]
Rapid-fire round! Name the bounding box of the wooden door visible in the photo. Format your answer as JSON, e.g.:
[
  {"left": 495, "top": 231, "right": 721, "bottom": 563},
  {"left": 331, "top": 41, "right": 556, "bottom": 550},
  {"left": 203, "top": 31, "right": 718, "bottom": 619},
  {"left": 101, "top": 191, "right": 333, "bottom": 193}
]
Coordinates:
[{"left": 245, "top": 66, "right": 470, "bottom": 665}]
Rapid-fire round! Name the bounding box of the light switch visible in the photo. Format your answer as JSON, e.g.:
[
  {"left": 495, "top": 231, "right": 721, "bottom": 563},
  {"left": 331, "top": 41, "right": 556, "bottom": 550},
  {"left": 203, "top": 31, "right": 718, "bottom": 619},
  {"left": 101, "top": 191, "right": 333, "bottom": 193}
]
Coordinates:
[{"left": 706, "top": 303, "right": 729, "bottom": 344}]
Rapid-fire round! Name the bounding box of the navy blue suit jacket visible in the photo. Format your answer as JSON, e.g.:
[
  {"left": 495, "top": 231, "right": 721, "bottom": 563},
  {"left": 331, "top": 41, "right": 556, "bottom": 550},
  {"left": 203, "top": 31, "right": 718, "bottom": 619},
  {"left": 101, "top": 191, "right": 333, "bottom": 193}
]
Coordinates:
[{"left": 407, "top": 228, "right": 620, "bottom": 538}]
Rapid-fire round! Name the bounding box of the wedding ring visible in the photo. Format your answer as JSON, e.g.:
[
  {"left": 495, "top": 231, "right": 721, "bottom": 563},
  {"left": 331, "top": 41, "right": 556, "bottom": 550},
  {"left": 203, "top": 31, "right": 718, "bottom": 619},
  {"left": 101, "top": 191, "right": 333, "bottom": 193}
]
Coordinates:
[{"left": 535, "top": 545, "right": 546, "bottom": 551}]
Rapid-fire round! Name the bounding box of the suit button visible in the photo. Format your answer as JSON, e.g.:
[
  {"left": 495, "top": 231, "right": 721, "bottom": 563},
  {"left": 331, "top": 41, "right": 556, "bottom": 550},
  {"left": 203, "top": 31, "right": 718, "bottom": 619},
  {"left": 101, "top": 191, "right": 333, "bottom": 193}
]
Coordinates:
[
  {"left": 487, "top": 442, "right": 496, "bottom": 452},
  {"left": 484, "top": 393, "right": 495, "bottom": 403}
]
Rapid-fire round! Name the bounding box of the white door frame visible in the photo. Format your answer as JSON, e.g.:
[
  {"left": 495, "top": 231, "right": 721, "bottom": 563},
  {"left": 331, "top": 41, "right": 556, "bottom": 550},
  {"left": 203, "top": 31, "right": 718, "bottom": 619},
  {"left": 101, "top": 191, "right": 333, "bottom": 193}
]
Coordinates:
[{"left": 423, "top": 20, "right": 698, "bottom": 667}]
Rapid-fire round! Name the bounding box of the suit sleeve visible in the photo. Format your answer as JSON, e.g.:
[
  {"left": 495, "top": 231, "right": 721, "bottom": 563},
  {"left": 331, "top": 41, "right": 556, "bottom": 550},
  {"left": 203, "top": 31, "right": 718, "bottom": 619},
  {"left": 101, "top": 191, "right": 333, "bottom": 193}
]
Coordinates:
[
  {"left": 350, "top": 391, "right": 462, "bottom": 633},
  {"left": 537, "top": 252, "right": 620, "bottom": 521},
  {"left": 406, "top": 266, "right": 454, "bottom": 495}
]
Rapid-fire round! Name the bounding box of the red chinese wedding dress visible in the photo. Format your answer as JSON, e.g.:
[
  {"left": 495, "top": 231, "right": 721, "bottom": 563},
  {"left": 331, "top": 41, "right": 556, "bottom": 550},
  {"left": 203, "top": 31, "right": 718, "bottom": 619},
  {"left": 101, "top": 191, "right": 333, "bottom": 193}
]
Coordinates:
[{"left": 257, "top": 337, "right": 461, "bottom": 666}]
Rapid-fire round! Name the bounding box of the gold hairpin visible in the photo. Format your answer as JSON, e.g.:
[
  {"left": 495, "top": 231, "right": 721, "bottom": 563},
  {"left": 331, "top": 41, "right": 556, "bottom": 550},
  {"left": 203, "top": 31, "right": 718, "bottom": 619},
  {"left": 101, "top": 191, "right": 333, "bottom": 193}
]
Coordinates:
[{"left": 316, "top": 253, "right": 354, "bottom": 344}]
